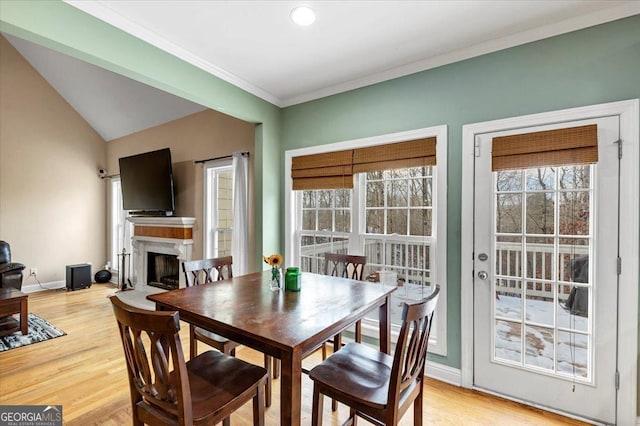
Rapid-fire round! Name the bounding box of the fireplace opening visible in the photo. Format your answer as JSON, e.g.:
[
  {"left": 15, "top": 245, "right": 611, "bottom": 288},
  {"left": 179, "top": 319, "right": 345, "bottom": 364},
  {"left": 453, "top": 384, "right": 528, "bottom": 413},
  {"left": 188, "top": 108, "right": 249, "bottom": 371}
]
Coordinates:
[{"left": 147, "top": 252, "right": 179, "bottom": 290}]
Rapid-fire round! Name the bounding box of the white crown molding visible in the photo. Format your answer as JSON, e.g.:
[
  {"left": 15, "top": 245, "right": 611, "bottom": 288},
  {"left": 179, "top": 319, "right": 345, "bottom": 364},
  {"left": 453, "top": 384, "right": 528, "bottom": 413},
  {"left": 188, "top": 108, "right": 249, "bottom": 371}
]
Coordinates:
[
  {"left": 65, "top": 1, "right": 639, "bottom": 108},
  {"left": 281, "top": 2, "right": 640, "bottom": 107},
  {"left": 64, "top": 0, "right": 283, "bottom": 107}
]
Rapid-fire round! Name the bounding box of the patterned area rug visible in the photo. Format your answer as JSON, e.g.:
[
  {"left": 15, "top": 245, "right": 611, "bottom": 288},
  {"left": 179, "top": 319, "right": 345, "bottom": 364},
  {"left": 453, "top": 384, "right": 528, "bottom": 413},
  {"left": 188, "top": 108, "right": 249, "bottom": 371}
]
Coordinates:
[{"left": 0, "top": 313, "right": 66, "bottom": 352}]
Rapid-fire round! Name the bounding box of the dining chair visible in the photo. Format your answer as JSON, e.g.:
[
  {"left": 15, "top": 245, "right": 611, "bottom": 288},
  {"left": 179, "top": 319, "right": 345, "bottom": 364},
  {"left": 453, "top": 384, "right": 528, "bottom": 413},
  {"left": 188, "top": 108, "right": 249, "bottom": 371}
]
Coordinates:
[
  {"left": 110, "top": 296, "right": 267, "bottom": 426},
  {"left": 322, "top": 253, "right": 367, "bottom": 359},
  {"left": 182, "top": 256, "right": 279, "bottom": 409},
  {"left": 309, "top": 285, "right": 440, "bottom": 426}
]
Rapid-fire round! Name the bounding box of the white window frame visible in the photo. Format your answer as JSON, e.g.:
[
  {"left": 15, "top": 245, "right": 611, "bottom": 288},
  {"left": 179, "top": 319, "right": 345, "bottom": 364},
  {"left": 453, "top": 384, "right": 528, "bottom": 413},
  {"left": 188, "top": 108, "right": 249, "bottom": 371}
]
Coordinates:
[
  {"left": 203, "top": 159, "right": 233, "bottom": 258},
  {"left": 285, "top": 125, "right": 448, "bottom": 356},
  {"left": 109, "top": 177, "right": 132, "bottom": 275}
]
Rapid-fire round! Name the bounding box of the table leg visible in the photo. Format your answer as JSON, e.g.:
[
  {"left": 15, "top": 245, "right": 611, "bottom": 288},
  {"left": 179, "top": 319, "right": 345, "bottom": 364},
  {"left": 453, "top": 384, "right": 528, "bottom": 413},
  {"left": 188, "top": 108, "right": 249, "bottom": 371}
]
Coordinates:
[
  {"left": 379, "top": 294, "right": 391, "bottom": 354},
  {"left": 20, "top": 298, "right": 28, "bottom": 335},
  {"left": 280, "top": 350, "right": 302, "bottom": 426}
]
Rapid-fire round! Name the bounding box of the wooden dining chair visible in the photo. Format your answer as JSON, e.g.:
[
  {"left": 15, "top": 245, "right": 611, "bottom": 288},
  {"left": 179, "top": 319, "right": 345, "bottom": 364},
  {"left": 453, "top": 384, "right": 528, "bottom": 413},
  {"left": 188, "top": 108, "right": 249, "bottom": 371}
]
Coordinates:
[
  {"left": 322, "top": 253, "right": 367, "bottom": 359},
  {"left": 182, "top": 256, "right": 279, "bottom": 409},
  {"left": 110, "top": 296, "right": 267, "bottom": 426},
  {"left": 309, "top": 285, "right": 440, "bottom": 426}
]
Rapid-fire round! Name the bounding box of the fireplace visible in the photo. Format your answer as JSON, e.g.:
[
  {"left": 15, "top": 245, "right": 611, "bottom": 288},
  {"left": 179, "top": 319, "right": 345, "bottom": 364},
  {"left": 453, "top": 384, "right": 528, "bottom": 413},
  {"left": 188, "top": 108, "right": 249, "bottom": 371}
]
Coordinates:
[
  {"left": 127, "top": 216, "right": 196, "bottom": 292},
  {"left": 147, "top": 252, "right": 180, "bottom": 290}
]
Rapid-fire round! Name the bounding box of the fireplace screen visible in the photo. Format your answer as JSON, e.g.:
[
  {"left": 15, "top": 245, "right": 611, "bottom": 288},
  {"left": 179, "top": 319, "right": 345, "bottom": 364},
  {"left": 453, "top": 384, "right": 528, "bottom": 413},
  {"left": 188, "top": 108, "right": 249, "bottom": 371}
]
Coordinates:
[{"left": 147, "top": 252, "right": 179, "bottom": 290}]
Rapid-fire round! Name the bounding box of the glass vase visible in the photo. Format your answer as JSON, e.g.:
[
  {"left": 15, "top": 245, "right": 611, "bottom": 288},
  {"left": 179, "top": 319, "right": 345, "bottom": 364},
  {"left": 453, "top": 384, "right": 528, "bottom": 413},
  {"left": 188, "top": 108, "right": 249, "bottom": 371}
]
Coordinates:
[{"left": 270, "top": 267, "right": 283, "bottom": 291}]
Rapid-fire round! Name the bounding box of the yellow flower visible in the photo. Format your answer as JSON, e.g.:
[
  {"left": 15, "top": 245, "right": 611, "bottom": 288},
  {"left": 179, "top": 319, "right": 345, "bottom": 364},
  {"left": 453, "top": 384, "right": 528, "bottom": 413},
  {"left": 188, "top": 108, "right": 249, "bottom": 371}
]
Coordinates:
[{"left": 263, "top": 254, "right": 283, "bottom": 267}]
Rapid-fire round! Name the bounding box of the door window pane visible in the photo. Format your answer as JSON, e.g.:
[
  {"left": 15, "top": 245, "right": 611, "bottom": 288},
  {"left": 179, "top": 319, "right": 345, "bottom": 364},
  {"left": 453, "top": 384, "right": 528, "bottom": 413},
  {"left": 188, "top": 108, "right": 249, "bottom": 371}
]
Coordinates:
[
  {"left": 526, "top": 192, "right": 555, "bottom": 234},
  {"left": 496, "top": 193, "right": 522, "bottom": 233},
  {"left": 495, "top": 320, "right": 522, "bottom": 363},
  {"left": 495, "top": 279, "right": 522, "bottom": 321},
  {"left": 525, "top": 325, "right": 554, "bottom": 371}
]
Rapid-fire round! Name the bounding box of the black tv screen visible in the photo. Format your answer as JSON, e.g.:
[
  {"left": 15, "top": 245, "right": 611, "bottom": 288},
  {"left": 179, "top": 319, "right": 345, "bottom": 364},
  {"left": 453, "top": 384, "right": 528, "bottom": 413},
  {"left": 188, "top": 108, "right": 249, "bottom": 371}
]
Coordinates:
[{"left": 119, "top": 148, "right": 175, "bottom": 215}]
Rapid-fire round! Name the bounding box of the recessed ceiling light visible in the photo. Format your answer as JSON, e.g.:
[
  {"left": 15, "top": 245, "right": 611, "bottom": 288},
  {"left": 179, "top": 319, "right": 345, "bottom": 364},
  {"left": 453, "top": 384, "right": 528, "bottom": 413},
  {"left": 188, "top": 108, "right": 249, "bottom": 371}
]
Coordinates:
[{"left": 290, "top": 6, "right": 316, "bottom": 26}]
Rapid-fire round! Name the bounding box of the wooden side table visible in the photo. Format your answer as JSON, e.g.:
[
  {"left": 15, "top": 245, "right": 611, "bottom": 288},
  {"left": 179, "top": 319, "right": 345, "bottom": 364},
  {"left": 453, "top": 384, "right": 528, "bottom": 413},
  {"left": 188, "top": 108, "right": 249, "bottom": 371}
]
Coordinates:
[{"left": 0, "top": 288, "right": 28, "bottom": 336}]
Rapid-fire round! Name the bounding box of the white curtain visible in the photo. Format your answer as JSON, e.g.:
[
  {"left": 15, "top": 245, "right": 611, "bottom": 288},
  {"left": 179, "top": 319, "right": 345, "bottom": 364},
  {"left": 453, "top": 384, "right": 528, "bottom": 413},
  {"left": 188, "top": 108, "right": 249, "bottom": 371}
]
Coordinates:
[{"left": 232, "top": 152, "right": 249, "bottom": 276}]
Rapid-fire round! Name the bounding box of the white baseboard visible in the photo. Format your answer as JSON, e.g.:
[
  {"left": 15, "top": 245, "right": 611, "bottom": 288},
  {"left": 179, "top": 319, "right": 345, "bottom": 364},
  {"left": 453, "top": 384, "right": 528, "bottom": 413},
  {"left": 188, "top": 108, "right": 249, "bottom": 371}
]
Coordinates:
[
  {"left": 21, "top": 280, "right": 66, "bottom": 293},
  {"left": 425, "top": 361, "right": 462, "bottom": 386}
]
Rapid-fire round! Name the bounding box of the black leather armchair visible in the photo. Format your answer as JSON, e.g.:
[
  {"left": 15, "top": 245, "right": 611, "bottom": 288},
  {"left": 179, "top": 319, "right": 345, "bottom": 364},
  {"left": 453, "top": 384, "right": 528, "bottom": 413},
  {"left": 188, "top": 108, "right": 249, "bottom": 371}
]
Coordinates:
[{"left": 0, "top": 241, "right": 25, "bottom": 291}]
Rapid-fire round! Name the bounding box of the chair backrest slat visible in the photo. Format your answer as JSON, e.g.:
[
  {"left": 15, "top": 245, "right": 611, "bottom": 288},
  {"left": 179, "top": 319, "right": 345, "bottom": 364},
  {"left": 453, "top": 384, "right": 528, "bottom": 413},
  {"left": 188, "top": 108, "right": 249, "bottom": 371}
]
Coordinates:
[
  {"left": 324, "top": 253, "right": 366, "bottom": 281},
  {"left": 182, "top": 256, "right": 233, "bottom": 287}
]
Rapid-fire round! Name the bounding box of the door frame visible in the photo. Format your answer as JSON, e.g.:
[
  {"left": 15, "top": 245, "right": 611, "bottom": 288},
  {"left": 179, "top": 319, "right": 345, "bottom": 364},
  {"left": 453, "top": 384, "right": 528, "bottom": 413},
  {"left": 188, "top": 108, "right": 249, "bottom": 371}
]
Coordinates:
[{"left": 460, "top": 99, "right": 638, "bottom": 423}]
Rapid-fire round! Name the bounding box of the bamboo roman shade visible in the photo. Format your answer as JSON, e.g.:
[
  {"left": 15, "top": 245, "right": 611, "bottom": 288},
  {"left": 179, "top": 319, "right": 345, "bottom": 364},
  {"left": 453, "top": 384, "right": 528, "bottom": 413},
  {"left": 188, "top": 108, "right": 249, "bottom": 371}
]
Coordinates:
[
  {"left": 492, "top": 124, "right": 598, "bottom": 171},
  {"left": 291, "top": 137, "right": 437, "bottom": 190},
  {"left": 353, "top": 137, "right": 437, "bottom": 173},
  {"left": 291, "top": 149, "right": 354, "bottom": 190}
]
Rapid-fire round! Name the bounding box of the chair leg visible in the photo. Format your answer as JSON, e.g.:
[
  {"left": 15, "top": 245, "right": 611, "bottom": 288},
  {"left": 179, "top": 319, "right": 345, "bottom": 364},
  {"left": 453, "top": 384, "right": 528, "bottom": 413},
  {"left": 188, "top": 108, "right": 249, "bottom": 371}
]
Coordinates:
[
  {"left": 322, "top": 341, "right": 327, "bottom": 360},
  {"left": 355, "top": 320, "right": 362, "bottom": 343},
  {"left": 330, "top": 333, "right": 342, "bottom": 411},
  {"left": 130, "top": 384, "right": 144, "bottom": 426},
  {"left": 223, "top": 416, "right": 231, "bottom": 426},
  {"left": 189, "top": 326, "right": 197, "bottom": 360},
  {"left": 311, "top": 385, "right": 323, "bottom": 426},
  {"left": 350, "top": 408, "right": 358, "bottom": 425},
  {"left": 414, "top": 387, "right": 423, "bottom": 426},
  {"left": 253, "top": 383, "right": 265, "bottom": 426},
  {"left": 273, "top": 357, "right": 280, "bottom": 379},
  {"left": 264, "top": 355, "right": 272, "bottom": 407}
]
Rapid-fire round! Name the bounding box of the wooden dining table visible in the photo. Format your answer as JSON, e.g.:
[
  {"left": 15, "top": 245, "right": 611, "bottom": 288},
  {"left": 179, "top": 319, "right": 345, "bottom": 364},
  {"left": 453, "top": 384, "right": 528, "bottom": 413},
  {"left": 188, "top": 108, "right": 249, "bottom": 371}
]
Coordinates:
[{"left": 147, "top": 270, "right": 396, "bottom": 426}]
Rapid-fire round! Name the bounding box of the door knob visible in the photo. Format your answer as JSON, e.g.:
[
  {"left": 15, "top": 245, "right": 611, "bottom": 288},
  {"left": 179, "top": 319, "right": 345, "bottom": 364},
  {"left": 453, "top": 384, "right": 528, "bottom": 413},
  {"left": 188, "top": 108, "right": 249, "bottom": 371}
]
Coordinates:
[{"left": 477, "top": 271, "right": 489, "bottom": 280}]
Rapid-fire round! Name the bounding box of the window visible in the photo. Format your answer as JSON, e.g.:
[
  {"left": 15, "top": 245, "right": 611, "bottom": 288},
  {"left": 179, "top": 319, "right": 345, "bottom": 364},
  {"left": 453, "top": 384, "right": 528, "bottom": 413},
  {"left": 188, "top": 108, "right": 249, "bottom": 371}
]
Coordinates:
[
  {"left": 286, "top": 126, "right": 447, "bottom": 355},
  {"left": 109, "top": 177, "right": 132, "bottom": 275},
  {"left": 204, "top": 161, "right": 234, "bottom": 258}
]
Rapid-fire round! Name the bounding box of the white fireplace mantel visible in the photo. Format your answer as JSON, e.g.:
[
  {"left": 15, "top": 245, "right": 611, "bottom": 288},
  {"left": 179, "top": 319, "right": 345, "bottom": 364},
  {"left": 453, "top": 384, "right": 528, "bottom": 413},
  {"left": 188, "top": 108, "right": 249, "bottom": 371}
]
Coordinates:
[
  {"left": 127, "top": 216, "right": 196, "bottom": 292},
  {"left": 128, "top": 216, "right": 196, "bottom": 227}
]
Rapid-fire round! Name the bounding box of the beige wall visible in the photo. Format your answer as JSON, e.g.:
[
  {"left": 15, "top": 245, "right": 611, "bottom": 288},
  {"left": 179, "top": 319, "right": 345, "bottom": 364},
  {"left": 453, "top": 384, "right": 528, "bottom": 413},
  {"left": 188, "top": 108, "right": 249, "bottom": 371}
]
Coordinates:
[
  {"left": 106, "top": 109, "right": 255, "bottom": 262},
  {"left": 0, "top": 35, "right": 107, "bottom": 284}
]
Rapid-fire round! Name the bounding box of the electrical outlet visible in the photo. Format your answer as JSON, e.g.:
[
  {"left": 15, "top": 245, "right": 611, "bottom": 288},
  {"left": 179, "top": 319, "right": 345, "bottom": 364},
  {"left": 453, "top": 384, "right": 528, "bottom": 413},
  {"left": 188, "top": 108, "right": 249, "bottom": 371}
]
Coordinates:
[{"left": 30, "top": 267, "right": 38, "bottom": 276}]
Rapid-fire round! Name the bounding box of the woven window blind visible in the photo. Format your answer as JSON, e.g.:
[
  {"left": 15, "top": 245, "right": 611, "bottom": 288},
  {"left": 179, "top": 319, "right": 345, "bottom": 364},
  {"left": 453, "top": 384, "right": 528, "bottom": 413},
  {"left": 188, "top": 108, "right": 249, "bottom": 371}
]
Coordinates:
[
  {"left": 291, "top": 149, "right": 354, "bottom": 190},
  {"left": 291, "top": 137, "right": 437, "bottom": 190},
  {"left": 492, "top": 124, "right": 598, "bottom": 171},
  {"left": 352, "top": 137, "right": 437, "bottom": 173}
]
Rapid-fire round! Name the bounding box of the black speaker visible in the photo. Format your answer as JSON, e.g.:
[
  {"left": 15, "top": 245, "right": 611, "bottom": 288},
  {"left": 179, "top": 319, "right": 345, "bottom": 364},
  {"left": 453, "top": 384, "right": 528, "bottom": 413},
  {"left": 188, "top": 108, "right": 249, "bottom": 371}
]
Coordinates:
[
  {"left": 66, "top": 264, "right": 92, "bottom": 291},
  {"left": 94, "top": 269, "right": 112, "bottom": 284}
]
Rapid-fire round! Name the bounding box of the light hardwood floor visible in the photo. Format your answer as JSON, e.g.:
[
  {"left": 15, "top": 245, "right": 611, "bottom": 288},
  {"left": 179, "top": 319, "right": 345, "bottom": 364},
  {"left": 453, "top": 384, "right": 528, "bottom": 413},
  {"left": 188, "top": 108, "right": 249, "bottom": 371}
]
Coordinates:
[{"left": 0, "top": 285, "right": 587, "bottom": 425}]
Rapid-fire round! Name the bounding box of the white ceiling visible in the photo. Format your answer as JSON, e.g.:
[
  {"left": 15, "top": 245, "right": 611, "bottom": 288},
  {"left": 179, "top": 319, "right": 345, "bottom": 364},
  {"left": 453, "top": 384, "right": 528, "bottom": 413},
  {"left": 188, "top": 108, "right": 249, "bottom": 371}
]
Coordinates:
[
  {"left": 5, "top": 1, "right": 638, "bottom": 141},
  {"left": 67, "top": 0, "right": 638, "bottom": 107}
]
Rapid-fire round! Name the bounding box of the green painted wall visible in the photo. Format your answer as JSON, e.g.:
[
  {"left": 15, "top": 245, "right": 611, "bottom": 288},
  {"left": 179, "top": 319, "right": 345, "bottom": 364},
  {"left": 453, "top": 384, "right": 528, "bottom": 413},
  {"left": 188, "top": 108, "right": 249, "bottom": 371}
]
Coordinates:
[
  {"left": 281, "top": 15, "right": 640, "bottom": 370},
  {"left": 0, "top": 0, "right": 283, "bottom": 271}
]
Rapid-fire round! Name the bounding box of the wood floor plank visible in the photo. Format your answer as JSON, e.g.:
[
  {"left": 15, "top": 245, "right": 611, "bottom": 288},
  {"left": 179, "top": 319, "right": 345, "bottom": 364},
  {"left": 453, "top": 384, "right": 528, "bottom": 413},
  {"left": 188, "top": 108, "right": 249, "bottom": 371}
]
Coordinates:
[{"left": 0, "top": 285, "right": 587, "bottom": 425}]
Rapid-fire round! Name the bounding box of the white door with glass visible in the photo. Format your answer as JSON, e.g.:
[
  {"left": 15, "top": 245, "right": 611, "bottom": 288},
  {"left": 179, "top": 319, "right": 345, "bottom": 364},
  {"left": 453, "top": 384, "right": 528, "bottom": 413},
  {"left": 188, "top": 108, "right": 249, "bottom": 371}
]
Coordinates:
[{"left": 473, "top": 116, "right": 619, "bottom": 424}]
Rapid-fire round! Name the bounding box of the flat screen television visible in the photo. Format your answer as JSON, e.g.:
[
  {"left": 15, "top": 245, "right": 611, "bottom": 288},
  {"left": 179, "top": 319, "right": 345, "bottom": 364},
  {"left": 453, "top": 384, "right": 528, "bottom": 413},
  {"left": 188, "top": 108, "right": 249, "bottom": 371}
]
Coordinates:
[{"left": 119, "top": 148, "right": 175, "bottom": 216}]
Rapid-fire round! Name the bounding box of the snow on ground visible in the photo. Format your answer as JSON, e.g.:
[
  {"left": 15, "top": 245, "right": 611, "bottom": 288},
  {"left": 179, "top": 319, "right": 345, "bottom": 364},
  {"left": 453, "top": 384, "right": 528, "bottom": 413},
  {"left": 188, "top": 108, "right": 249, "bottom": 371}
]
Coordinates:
[
  {"left": 362, "top": 285, "right": 590, "bottom": 380},
  {"left": 495, "top": 294, "right": 589, "bottom": 377}
]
